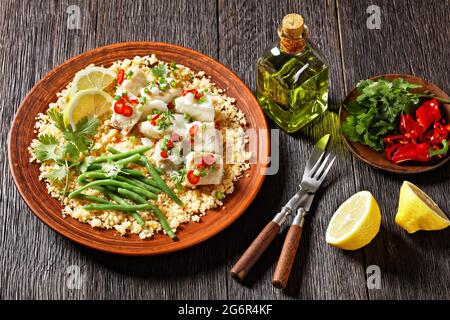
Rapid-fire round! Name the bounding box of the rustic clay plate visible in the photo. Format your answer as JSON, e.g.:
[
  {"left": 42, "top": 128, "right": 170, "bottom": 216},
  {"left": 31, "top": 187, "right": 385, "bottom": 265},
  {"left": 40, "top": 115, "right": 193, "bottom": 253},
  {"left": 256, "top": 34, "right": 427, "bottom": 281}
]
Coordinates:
[
  {"left": 340, "top": 74, "right": 450, "bottom": 174},
  {"left": 8, "top": 42, "right": 269, "bottom": 255}
]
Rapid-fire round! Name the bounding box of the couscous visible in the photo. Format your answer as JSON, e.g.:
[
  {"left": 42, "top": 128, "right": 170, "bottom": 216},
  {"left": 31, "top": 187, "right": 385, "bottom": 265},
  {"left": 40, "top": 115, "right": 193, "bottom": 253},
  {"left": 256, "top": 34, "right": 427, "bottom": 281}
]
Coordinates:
[{"left": 29, "top": 55, "right": 251, "bottom": 240}]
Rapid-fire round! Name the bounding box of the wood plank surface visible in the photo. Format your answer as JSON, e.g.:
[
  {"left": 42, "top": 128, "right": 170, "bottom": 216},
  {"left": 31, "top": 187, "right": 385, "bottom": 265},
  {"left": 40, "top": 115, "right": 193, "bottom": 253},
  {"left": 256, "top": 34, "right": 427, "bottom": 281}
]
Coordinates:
[
  {"left": 218, "top": 0, "right": 366, "bottom": 300},
  {"left": 338, "top": 0, "right": 450, "bottom": 299},
  {"left": 0, "top": 0, "right": 449, "bottom": 300},
  {"left": 1, "top": 0, "right": 226, "bottom": 300}
]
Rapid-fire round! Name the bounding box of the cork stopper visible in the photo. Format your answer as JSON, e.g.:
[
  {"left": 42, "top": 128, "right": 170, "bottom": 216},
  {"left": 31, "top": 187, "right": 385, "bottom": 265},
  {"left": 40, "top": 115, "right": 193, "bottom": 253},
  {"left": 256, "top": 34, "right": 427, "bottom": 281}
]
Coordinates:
[
  {"left": 278, "top": 13, "right": 307, "bottom": 54},
  {"left": 281, "top": 14, "right": 304, "bottom": 39}
]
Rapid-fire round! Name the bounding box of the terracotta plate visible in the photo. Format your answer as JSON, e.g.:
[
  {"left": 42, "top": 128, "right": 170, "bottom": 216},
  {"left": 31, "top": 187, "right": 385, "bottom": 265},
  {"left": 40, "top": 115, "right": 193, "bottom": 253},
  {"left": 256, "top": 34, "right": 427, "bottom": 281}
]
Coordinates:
[
  {"left": 340, "top": 74, "right": 450, "bottom": 174},
  {"left": 8, "top": 42, "right": 269, "bottom": 255}
]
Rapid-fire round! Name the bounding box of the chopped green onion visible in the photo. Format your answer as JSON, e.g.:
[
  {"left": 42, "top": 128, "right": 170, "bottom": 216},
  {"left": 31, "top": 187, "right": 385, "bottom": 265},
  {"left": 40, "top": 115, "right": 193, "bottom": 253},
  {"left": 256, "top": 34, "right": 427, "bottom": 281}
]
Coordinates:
[
  {"left": 139, "top": 96, "right": 147, "bottom": 104},
  {"left": 215, "top": 191, "right": 224, "bottom": 200}
]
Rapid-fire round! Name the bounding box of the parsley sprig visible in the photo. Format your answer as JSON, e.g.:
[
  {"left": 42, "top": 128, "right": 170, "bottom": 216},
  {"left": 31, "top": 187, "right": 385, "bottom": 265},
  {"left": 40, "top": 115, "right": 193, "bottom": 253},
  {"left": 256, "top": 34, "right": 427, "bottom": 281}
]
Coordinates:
[
  {"left": 341, "top": 78, "right": 446, "bottom": 151},
  {"left": 32, "top": 108, "right": 99, "bottom": 200}
]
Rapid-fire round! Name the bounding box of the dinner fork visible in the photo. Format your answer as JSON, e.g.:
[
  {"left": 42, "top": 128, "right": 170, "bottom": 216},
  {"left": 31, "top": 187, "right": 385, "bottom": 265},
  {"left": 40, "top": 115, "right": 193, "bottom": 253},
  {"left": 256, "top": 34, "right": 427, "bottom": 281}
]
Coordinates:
[{"left": 272, "top": 153, "right": 335, "bottom": 289}]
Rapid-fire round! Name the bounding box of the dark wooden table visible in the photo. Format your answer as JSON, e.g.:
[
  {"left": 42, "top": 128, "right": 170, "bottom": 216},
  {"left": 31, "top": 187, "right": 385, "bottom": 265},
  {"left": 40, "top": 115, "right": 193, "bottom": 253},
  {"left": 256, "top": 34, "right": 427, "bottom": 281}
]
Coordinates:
[{"left": 1, "top": 0, "right": 449, "bottom": 300}]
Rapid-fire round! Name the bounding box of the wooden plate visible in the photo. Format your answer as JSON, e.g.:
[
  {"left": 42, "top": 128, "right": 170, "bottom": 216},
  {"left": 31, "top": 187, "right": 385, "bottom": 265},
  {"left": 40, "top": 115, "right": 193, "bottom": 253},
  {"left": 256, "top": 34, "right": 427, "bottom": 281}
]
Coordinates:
[
  {"left": 8, "top": 42, "right": 269, "bottom": 255},
  {"left": 340, "top": 74, "right": 450, "bottom": 174}
]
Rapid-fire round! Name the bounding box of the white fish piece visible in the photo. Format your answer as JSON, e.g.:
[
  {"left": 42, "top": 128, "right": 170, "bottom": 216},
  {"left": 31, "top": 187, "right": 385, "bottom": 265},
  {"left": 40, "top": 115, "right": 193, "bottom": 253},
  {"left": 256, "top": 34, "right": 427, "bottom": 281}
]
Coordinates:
[
  {"left": 140, "top": 87, "right": 181, "bottom": 103},
  {"left": 185, "top": 152, "right": 224, "bottom": 186},
  {"left": 139, "top": 120, "right": 167, "bottom": 140},
  {"left": 151, "top": 139, "right": 183, "bottom": 172},
  {"left": 185, "top": 121, "right": 222, "bottom": 154},
  {"left": 123, "top": 69, "right": 148, "bottom": 96},
  {"left": 139, "top": 112, "right": 179, "bottom": 139},
  {"left": 158, "top": 87, "right": 182, "bottom": 103},
  {"left": 140, "top": 137, "right": 154, "bottom": 147},
  {"left": 138, "top": 97, "right": 168, "bottom": 120},
  {"left": 110, "top": 107, "right": 142, "bottom": 135},
  {"left": 172, "top": 114, "right": 188, "bottom": 136},
  {"left": 174, "top": 93, "right": 215, "bottom": 122}
]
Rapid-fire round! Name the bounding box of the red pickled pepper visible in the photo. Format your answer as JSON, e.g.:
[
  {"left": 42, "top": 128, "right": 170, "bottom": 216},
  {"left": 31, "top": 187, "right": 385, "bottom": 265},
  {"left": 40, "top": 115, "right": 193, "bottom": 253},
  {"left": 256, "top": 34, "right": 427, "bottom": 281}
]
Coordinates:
[
  {"left": 384, "top": 99, "right": 449, "bottom": 164},
  {"left": 389, "top": 140, "right": 448, "bottom": 164},
  {"left": 415, "top": 98, "right": 441, "bottom": 131},
  {"left": 399, "top": 114, "right": 423, "bottom": 141}
]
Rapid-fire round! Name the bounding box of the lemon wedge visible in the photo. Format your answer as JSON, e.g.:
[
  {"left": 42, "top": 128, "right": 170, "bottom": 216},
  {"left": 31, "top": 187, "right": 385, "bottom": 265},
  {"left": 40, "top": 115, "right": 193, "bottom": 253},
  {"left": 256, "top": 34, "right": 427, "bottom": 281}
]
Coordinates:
[
  {"left": 70, "top": 66, "right": 116, "bottom": 95},
  {"left": 395, "top": 181, "right": 450, "bottom": 233},
  {"left": 326, "top": 191, "right": 381, "bottom": 250},
  {"left": 63, "top": 89, "right": 114, "bottom": 129}
]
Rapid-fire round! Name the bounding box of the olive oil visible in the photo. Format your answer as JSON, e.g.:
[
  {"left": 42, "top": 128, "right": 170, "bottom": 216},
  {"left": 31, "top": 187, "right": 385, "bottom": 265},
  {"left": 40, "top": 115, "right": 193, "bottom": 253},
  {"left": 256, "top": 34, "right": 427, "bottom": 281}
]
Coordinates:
[{"left": 256, "top": 14, "right": 329, "bottom": 133}]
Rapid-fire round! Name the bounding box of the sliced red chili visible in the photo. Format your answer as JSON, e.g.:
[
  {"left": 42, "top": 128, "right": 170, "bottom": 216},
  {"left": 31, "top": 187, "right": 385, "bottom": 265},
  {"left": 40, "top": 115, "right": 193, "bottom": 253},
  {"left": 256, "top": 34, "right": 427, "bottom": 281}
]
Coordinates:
[
  {"left": 114, "top": 101, "right": 125, "bottom": 114},
  {"left": 121, "top": 95, "right": 130, "bottom": 104},
  {"left": 160, "top": 150, "right": 168, "bottom": 158},
  {"left": 189, "top": 124, "right": 199, "bottom": 137},
  {"left": 182, "top": 89, "right": 198, "bottom": 96},
  {"left": 131, "top": 99, "right": 139, "bottom": 105},
  {"left": 114, "top": 137, "right": 122, "bottom": 143},
  {"left": 167, "top": 102, "right": 175, "bottom": 110},
  {"left": 196, "top": 162, "right": 206, "bottom": 169},
  {"left": 166, "top": 139, "right": 174, "bottom": 149},
  {"left": 151, "top": 114, "right": 161, "bottom": 126},
  {"left": 187, "top": 170, "right": 200, "bottom": 185},
  {"left": 121, "top": 105, "right": 133, "bottom": 117},
  {"left": 117, "top": 69, "right": 125, "bottom": 85}
]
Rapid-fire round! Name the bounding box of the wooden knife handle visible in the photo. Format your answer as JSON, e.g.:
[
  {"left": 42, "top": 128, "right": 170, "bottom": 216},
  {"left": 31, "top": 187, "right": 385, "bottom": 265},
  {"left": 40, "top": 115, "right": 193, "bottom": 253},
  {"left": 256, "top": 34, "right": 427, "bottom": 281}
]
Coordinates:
[
  {"left": 272, "top": 224, "right": 303, "bottom": 289},
  {"left": 230, "top": 221, "right": 280, "bottom": 282}
]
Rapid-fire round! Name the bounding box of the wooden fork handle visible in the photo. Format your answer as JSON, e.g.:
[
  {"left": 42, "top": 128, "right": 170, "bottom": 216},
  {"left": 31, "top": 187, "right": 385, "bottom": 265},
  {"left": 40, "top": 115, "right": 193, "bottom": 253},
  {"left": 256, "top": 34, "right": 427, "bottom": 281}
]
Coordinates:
[
  {"left": 272, "top": 224, "right": 303, "bottom": 289},
  {"left": 230, "top": 221, "right": 280, "bottom": 282}
]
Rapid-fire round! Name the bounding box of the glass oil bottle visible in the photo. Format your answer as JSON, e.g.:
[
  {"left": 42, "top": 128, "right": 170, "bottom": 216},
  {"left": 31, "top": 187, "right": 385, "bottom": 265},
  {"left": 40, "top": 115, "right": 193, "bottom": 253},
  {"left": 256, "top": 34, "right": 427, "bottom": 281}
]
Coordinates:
[{"left": 256, "top": 13, "right": 329, "bottom": 133}]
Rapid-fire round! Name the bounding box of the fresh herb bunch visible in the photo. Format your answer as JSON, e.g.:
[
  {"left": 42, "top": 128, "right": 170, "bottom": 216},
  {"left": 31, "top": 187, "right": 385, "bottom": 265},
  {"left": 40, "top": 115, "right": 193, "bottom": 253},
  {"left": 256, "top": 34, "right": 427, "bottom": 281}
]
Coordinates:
[
  {"left": 342, "top": 78, "right": 426, "bottom": 151},
  {"left": 32, "top": 108, "right": 99, "bottom": 199}
]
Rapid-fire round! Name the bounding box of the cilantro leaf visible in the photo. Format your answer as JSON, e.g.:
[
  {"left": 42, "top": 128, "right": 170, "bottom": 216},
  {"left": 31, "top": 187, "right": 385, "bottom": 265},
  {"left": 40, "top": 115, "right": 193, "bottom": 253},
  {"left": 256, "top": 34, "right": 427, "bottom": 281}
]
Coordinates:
[
  {"left": 342, "top": 78, "right": 426, "bottom": 152},
  {"left": 75, "top": 116, "right": 99, "bottom": 137},
  {"left": 33, "top": 134, "right": 59, "bottom": 161},
  {"left": 45, "top": 164, "right": 68, "bottom": 181},
  {"left": 63, "top": 116, "right": 99, "bottom": 153},
  {"left": 151, "top": 64, "right": 167, "bottom": 78},
  {"left": 62, "top": 142, "right": 80, "bottom": 161},
  {"left": 47, "top": 108, "right": 66, "bottom": 131}
]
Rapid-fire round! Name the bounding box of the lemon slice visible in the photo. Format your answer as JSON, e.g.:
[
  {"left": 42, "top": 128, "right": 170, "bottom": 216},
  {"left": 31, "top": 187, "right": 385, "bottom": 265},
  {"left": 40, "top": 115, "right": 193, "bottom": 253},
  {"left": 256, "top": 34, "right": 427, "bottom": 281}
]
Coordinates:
[
  {"left": 395, "top": 181, "right": 450, "bottom": 233},
  {"left": 326, "top": 191, "right": 381, "bottom": 250},
  {"left": 63, "top": 89, "right": 114, "bottom": 129},
  {"left": 71, "top": 66, "right": 116, "bottom": 95}
]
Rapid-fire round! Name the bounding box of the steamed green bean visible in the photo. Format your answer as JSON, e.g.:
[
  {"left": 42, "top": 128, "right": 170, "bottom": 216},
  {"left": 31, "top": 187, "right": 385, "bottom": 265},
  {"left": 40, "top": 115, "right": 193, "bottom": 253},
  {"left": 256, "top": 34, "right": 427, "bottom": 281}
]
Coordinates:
[
  {"left": 92, "top": 146, "right": 150, "bottom": 163},
  {"left": 83, "top": 203, "right": 151, "bottom": 211},
  {"left": 69, "top": 179, "right": 156, "bottom": 200}
]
